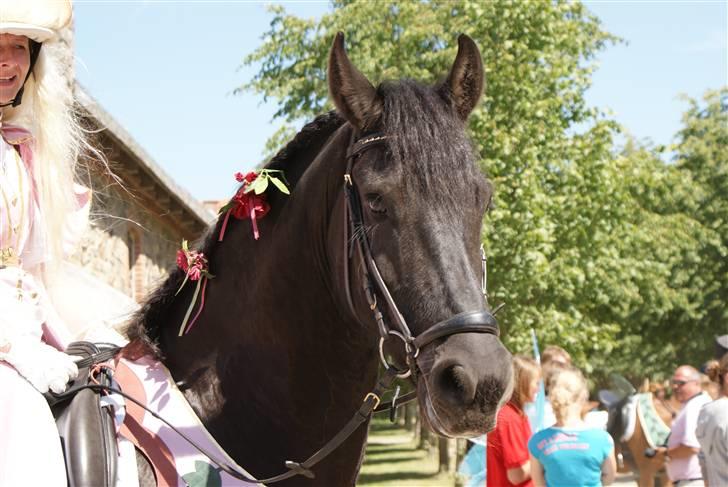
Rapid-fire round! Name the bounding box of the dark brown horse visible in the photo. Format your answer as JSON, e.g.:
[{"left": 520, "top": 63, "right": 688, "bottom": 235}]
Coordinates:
[{"left": 126, "top": 33, "right": 513, "bottom": 485}]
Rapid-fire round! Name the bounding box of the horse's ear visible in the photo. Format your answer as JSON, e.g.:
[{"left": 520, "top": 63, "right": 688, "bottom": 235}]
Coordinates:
[
  {"left": 440, "top": 34, "right": 485, "bottom": 121},
  {"left": 328, "top": 32, "right": 383, "bottom": 131}
]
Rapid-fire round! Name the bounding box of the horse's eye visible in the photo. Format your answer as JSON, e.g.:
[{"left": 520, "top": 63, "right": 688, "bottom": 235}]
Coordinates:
[{"left": 365, "top": 193, "right": 387, "bottom": 215}]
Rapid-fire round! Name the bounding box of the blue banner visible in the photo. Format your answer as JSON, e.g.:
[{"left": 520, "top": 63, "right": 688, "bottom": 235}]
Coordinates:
[{"left": 531, "top": 328, "right": 546, "bottom": 432}]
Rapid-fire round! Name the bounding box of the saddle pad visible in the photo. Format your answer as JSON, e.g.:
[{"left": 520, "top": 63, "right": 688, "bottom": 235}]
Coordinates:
[
  {"left": 636, "top": 392, "right": 670, "bottom": 448},
  {"left": 114, "top": 356, "right": 258, "bottom": 486}
]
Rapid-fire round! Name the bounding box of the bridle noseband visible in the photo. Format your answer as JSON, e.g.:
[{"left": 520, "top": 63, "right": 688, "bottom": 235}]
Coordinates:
[{"left": 342, "top": 132, "right": 500, "bottom": 379}]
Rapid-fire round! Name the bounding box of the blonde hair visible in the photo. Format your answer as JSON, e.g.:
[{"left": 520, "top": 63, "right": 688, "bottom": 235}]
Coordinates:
[
  {"left": 4, "top": 40, "right": 98, "bottom": 277},
  {"left": 542, "top": 360, "right": 569, "bottom": 395},
  {"left": 705, "top": 354, "right": 728, "bottom": 387},
  {"left": 510, "top": 355, "right": 540, "bottom": 410},
  {"left": 548, "top": 366, "right": 588, "bottom": 424}
]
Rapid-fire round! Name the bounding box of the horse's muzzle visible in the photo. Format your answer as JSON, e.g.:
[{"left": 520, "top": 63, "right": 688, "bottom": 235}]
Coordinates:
[{"left": 417, "top": 332, "right": 512, "bottom": 437}]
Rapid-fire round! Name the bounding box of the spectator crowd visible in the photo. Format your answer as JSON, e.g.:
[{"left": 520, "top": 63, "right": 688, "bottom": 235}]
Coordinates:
[{"left": 474, "top": 336, "right": 728, "bottom": 487}]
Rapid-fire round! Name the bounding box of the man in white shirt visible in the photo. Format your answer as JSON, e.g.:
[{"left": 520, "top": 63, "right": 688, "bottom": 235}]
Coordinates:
[{"left": 657, "top": 365, "right": 711, "bottom": 486}]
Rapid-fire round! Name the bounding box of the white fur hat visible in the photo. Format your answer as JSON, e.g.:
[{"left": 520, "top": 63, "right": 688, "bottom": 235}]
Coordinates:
[{"left": 0, "top": 0, "right": 72, "bottom": 43}]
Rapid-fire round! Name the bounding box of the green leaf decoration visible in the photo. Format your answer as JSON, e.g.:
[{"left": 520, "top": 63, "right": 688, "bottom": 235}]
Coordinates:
[
  {"left": 181, "top": 461, "right": 222, "bottom": 487},
  {"left": 217, "top": 200, "right": 235, "bottom": 215},
  {"left": 270, "top": 176, "right": 290, "bottom": 194},
  {"left": 175, "top": 274, "right": 189, "bottom": 296},
  {"left": 253, "top": 176, "right": 269, "bottom": 195}
]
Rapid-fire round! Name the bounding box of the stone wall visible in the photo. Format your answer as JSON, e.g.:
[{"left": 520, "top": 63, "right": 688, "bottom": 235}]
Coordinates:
[
  {"left": 57, "top": 19, "right": 212, "bottom": 307},
  {"left": 68, "top": 178, "right": 182, "bottom": 302},
  {"left": 67, "top": 122, "right": 213, "bottom": 303}
]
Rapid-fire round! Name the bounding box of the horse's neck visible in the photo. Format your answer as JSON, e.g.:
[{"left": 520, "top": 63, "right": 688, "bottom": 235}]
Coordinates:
[
  {"left": 649, "top": 394, "right": 676, "bottom": 427},
  {"left": 232, "top": 122, "right": 377, "bottom": 397}
]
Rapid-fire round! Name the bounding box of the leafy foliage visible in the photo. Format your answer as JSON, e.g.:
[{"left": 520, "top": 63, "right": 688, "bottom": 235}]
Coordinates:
[
  {"left": 665, "top": 90, "right": 728, "bottom": 367},
  {"left": 237, "top": 1, "right": 725, "bottom": 381}
]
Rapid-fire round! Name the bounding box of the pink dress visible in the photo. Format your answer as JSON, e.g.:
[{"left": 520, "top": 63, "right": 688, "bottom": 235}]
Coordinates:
[{"left": 0, "top": 124, "right": 88, "bottom": 486}]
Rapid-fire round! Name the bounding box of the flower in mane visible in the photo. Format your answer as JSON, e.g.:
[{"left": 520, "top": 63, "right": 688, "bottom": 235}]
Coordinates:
[
  {"left": 175, "top": 240, "right": 214, "bottom": 336},
  {"left": 219, "top": 169, "right": 289, "bottom": 241}
]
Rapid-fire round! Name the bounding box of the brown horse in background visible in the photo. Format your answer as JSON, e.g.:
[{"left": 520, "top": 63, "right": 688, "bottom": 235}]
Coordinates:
[{"left": 601, "top": 378, "right": 681, "bottom": 487}]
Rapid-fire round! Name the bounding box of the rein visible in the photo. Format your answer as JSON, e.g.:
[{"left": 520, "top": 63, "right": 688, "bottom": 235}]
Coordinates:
[
  {"left": 342, "top": 132, "right": 500, "bottom": 379},
  {"left": 52, "top": 347, "right": 405, "bottom": 485},
  {"left": 61, "top": 369, "right": 403, "bottom": 485}
]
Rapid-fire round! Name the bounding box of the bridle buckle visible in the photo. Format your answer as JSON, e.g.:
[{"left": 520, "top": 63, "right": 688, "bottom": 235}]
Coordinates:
[{"left": 363, "top": 392, "right": 381, "bottom": 410}]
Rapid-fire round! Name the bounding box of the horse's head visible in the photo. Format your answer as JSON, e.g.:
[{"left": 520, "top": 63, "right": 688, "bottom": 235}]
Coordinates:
[{"left": 327, "top": 33, "right": 512, "bottom": 437}]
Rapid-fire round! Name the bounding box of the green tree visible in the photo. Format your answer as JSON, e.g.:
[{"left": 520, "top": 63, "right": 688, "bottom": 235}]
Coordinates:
[
  {"left": 604, "top": 90, "right": 728, "bottom": 378},
  {"left": 667, "top": 89, "right": 728, "bottom": 365},
  {"left": 237, "top": 0, "right": 719, "bottom": 379},
  {"left": 593, "top": 142, "right": 706, "bottom": 379}
]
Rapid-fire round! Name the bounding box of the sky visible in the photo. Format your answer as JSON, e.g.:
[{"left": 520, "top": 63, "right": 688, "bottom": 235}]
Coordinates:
[{"left": 73, "top": 1, "right": 728, "bottom": 202}]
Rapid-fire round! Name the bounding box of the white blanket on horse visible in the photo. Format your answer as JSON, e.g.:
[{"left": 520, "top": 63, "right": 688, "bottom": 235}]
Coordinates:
[
  {"left": 115, "top": 356, "right": 258, "bottom": 486},
  {"left": 621, "top": 395, "right": 638, "bottom": 443}
]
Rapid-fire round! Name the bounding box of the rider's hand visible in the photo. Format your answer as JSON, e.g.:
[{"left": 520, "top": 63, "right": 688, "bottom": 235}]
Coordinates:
[
  {"left": 654, "top": 447, "right": 669, "bottom": 461},
  {"left": 1, "top": 336, "right": 78, "bottom": 394}
]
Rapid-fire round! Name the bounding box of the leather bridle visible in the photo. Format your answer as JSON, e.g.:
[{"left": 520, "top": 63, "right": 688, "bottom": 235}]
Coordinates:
[{"left": 342, "top": 132, "right": 500, "bottom": 380}]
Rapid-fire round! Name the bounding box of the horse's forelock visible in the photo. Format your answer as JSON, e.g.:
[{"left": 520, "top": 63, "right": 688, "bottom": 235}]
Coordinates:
[{"left": 380, "top": 80, "right": 481, "bottom": 196}]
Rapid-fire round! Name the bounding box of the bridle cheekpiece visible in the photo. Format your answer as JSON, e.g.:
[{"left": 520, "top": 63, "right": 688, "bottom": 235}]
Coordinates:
[{"left": 342, "top": 132, "right": 500, "bottom": 380}]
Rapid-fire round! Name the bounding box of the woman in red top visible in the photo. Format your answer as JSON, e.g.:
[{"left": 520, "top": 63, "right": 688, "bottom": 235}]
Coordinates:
[{"left": 487, "top": 355, "right": 541, "bottom": 486}]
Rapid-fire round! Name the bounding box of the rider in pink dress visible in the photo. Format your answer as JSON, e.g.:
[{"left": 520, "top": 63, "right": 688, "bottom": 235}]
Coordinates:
[{"left": 0, "top": 1, "right": 92, "bottom": 484}]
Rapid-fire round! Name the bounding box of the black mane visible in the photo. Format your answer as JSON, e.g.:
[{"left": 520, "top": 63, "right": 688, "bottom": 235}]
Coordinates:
[{"left": 125, "top": 111, "right": 345, "bottom": 353}]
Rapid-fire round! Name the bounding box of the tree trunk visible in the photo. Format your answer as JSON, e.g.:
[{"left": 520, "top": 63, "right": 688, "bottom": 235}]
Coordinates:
[
  {"left": 404, "top": 402, "right": 416, "bottom": 431},
  {"left": 455, "top": 438, "right": 467, "bottom": 472},
  {"left": 418, "top": 418, "right": 431, "bottom": 449},
  {"left": 438, "top": 437, "right": 450, "bottom": 472}
]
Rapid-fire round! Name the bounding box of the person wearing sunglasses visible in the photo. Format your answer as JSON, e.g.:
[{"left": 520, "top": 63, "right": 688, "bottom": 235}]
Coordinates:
[{"left": 655, "top": 365, "right": 711, "bottom": 486}]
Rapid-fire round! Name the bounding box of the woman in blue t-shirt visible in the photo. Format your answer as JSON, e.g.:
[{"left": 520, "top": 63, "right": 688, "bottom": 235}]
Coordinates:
[{"left": 528, "top": 366, "right": 616, "bottom": 487}]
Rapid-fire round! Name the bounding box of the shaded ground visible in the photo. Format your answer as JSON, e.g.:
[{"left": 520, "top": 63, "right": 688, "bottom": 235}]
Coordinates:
[
  {"left": 358, "top": 420, "right": 453, "bottom": 486},
  {"left": 358, "top": 418, "right": 639, "bottom": 486}
]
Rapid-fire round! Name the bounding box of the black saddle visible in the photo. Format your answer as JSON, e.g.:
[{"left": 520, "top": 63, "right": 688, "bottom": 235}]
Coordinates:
[
  {"left": 45, "top": 341, "right": 120, "bottom": 487},
  {"left": 598, "top": 374, "right": 638, "bottom": 471},
  {"left": 599, "top": 388, "right": 630, "bottom": 443}
]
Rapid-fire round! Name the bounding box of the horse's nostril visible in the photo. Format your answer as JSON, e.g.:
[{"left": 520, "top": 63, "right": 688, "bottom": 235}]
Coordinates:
[{"left": 435, "top": 364, "right": 477, "bottom": 407}]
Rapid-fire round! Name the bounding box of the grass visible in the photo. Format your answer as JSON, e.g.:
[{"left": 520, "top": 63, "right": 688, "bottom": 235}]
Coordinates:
[{"left": 357, "top": 418, "right": 455, "bottom": 486}]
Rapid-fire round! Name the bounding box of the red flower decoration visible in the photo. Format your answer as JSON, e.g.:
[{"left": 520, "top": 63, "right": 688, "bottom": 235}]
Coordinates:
[
  {"left": 188, "top": 266, "right": 201, "bottom": 281},
  {"left": 176, "top": 249, "right": 189, "bottom": 272},
  {"left": 235, "top": 171, "right": 257, "bottom": 184},
  {"left": 176, "top": 241, "right": 210, "bottom": 282},
  {"left": 219, "top": 169, "right": 288, "bottom": 241},
  {"left": 231, "top": 187, "right": 270, "bottom": 221},
  {"left": 175, "top": 240, "right": 215, "bottom": 337}
]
